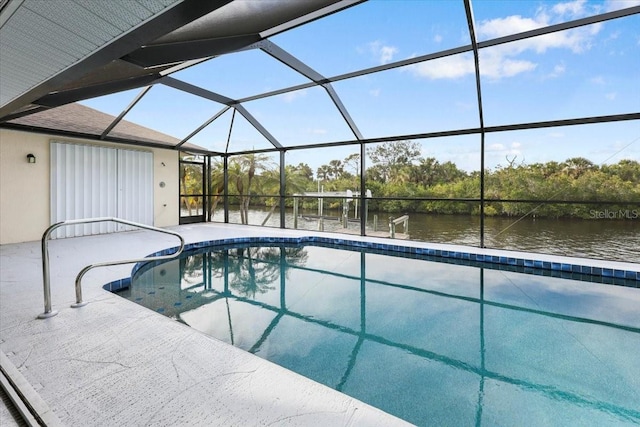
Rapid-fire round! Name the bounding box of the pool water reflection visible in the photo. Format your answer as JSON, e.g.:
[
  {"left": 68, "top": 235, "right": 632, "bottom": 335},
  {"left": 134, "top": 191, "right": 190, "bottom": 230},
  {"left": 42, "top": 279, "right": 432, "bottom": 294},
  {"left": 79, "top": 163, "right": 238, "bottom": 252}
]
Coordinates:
[{"left": 117, "top": 244, "right": 640, "bottom": 426}]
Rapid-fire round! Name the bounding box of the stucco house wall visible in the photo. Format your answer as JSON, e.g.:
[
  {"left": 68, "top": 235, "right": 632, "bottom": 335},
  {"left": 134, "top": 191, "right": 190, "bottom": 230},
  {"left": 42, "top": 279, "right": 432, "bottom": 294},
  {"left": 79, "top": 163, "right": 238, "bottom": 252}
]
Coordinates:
[{"left": 0, "top": 128, "right": 179, "bottom": 244}]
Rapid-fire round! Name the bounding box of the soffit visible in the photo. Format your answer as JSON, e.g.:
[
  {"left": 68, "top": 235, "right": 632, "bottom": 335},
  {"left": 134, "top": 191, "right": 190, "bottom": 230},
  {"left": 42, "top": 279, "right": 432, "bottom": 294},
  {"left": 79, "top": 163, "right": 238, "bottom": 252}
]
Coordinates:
[
  {"left": 0, "top": 0, "right": 181, "bottom": 111},
  {"left": 0, "top": 0, "right": 351, "bottom": 121}
]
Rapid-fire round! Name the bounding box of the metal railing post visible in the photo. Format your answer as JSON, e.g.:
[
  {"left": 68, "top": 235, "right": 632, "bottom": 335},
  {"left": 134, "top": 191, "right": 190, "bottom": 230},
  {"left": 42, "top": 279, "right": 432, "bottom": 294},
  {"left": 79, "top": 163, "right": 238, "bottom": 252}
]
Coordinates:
[
  {"left": 389, "top": 217, "right": 395, "bottom": 239},
  {"left": 38, "top": 224, "right": 59, "bottom": 318}
]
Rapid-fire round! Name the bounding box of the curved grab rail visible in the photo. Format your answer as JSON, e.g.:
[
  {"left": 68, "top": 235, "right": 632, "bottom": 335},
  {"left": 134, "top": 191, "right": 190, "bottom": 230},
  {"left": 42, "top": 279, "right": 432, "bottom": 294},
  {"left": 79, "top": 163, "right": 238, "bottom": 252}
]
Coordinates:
[{"left": 38, "top": 217, "right": 185, "bottom": 319}]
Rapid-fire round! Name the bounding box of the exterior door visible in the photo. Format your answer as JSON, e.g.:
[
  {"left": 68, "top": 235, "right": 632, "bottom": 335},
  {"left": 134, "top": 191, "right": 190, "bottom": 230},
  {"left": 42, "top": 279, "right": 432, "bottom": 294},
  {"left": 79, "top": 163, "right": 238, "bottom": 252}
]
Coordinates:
[
  {"left": 179, "top": 157, "right": 205, "bottom": 224},
  {"left": 50, "top": 141, "right": 153, "bottom": 238}
]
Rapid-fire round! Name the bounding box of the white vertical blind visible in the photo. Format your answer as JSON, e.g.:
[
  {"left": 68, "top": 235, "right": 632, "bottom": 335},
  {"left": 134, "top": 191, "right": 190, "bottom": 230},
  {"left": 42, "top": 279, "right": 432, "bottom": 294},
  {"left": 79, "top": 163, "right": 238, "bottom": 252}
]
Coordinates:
[
  {"left": 117, "top": 148, "right": 153, "bottom": 231},
  {"left": 50, "top": 142, "right": 153, "bottom": 238}
]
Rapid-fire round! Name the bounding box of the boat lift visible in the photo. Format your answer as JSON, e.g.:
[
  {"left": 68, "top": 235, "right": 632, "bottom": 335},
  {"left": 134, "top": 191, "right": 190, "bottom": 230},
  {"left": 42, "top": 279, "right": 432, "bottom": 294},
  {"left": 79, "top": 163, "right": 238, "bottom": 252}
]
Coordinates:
[{"left": 292, "top": 189, "right": 372, "bottom": 231}]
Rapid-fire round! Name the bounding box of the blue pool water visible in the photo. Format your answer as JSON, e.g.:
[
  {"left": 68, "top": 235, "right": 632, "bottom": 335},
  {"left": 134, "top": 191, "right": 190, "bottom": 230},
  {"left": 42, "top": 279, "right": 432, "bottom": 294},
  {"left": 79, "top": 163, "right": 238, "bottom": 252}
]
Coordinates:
[{"left": 113, "top": 242, "right": 640, "bottom": 426}]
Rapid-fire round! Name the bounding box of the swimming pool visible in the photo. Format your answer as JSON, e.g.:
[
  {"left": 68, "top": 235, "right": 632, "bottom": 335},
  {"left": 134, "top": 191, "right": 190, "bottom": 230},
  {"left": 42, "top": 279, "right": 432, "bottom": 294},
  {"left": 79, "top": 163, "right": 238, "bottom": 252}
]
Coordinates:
[{"left": 110, "top": 240, "right": 640, "bottom": 426}]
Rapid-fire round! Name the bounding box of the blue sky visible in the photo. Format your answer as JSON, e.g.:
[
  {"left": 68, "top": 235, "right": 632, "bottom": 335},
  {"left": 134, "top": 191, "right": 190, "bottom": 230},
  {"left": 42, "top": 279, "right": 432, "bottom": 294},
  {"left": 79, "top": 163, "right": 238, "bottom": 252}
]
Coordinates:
[{"left": 81, "top": 0, "right": 640, "bottom": 172}]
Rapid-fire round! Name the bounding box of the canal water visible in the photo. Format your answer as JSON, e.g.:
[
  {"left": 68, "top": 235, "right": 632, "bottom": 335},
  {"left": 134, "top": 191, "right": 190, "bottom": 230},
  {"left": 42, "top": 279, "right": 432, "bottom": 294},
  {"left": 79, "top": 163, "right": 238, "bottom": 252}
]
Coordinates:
[{"left": 212, "top": 208, "right": 639, "bottom": 264}]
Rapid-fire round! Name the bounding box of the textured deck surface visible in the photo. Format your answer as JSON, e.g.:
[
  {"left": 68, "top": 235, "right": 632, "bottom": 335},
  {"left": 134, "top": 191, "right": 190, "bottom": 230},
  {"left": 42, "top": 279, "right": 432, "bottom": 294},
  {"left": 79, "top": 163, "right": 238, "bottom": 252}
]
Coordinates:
[
  {"left": 0, "top": 224, "right": 411, "bottom": 426},
  {"left": 1, "top": 223, "right": 637, "bottom": 426}
]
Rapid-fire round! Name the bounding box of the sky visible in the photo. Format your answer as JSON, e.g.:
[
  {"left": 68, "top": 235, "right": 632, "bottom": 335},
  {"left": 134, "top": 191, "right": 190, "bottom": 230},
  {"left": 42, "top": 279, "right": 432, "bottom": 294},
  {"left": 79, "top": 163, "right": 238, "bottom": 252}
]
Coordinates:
[{"left": 80, "top": 0, "right": 640, "bottom": 173}]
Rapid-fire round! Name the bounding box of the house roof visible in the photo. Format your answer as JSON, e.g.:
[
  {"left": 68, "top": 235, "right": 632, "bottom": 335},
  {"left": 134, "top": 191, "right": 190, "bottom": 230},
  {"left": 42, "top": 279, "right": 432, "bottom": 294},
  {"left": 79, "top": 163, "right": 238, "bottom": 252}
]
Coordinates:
[{"left": 5, "top": 102, "right": 205, "bottom": 151}]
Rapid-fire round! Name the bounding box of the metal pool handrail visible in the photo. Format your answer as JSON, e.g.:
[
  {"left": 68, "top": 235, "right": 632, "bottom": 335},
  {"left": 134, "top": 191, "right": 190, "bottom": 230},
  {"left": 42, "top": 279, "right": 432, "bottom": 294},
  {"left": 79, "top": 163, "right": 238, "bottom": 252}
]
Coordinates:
[{"left": 38, "top": 217, "right": 185, "bottom": 319}]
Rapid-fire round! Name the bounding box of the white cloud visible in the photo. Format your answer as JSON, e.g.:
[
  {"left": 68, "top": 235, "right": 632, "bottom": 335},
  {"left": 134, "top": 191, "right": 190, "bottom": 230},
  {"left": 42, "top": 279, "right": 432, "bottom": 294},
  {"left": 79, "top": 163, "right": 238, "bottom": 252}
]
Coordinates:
[
  {"left": 407, "top": 53, "right": 475, "bottom": 79},
  {"left": 308, "top": 128, "right": 327, "bottom": 135},
  {"left": 604, "top": 0, "right": 640, "bottom": 12},
  {"left": 368, "top": 41, "right": 398, "bottom": 64},
  {"left": 486, "top": 142, "right": 523, "bottom": 158},
  {"left": 433, "top": 34, "right": 443, "bottom": 44},
  {"left": 479, "top": 52, "right": 538, "bottom": 79},
  {"left": 406, "top": 0, "right": 606, "bottom": 81},
  {"left": 544, "top": 62, "right": 566, "bottom": 79},
  {"left": 552, "top": 0, "right": 589, "bottom": 18},
  {"left": 281, "top": 89, "right": 307, "bottom": 103},
  {"left": 369, "top": 88, "right": 381, "bottom": 97},
  {"left": 553, "top": 64, "right": 566, "bottom": 75},
  {"left": 590, "top": 76, "right": 606, "bottom": 84},
  {"left": 477, "top": 15, "right": 545, "bottom": 40},
  {"left": 478, "top": 16, "right": 601, "bottom": 55},
  {"left": 608, "top": 30, "right": 621, "bottom": 40},
  {"left": 407, "top": 1, "right": 606, "bottom": 82},
  {"left": 406, "top": 50, "right": 538, "bottom": 80},
  {"left": 605, "top": 92, "right": 617, "bottom": 100}
]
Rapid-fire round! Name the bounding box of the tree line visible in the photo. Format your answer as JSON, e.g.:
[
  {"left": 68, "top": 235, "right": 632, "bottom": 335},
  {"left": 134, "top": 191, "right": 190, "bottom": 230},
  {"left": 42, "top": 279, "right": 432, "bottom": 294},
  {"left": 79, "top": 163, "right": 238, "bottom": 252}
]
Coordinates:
[{"left": 181, "top": 141, "right": 640, "bottom": 222}]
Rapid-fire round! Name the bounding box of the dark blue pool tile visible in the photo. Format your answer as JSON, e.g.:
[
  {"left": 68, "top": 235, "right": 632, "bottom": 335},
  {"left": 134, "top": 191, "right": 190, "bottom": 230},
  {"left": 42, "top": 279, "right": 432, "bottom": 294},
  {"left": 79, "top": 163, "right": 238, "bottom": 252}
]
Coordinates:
[{"left": 125, "top": 236, "right": 640, "bottom": 298}]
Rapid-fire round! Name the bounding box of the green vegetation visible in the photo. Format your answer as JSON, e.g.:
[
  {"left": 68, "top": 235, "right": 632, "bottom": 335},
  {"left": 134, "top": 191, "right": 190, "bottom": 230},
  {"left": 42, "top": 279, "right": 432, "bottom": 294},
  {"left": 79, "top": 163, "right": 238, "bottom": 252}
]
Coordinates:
[{"left": 182, "top": 141, "right": 640, "bottom": 221}]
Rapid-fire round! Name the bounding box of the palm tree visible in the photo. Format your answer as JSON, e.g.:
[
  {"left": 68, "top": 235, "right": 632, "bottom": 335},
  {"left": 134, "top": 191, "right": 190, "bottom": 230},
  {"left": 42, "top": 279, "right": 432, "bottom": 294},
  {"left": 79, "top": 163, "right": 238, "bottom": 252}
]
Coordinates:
[
  {"left": 561, "top": 157, "right": 596, "bottom": 179},
  {"left": 228, "top": 153, "right": 275, "bottom": 224},
  {"left": 180, "top": 162, "right": 203, "bottom": 216},
  {"left": 209, "top": 159, "right": 225, "bottom": 219}
]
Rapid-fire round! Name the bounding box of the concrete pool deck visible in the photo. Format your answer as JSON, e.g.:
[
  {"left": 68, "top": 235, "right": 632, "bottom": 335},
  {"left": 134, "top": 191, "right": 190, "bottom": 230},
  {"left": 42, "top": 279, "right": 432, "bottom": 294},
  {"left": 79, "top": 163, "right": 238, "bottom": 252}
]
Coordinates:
[{"left": 1, "top": 223, "right": 638, "bottom": 426}]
